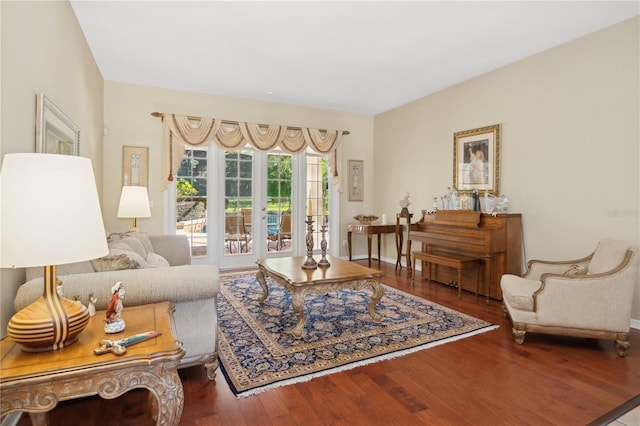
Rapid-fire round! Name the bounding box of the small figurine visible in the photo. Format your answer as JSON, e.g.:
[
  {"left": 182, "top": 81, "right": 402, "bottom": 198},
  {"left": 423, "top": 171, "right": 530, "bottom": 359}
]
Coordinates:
[
  {"left": 104, "top": 281, "right": 126, "bottom": 334},
  {"left": 399, "top": 191, "right": 411, "bottom": 214},
  {"left": 56, "top": 278, "right": 64, "bottom": 298},
  {"left": 88, "top": 293, "right": 97, "bottom": 317}
]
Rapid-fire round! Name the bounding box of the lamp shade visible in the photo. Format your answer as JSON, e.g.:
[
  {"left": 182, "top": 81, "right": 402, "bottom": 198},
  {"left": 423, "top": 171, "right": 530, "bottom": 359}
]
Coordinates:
[
  {"left": 1, "top": 153, "right": 108, "bottom": 267},
  {"left": 117, "top": 186, "right": 151, "bottom": 218}
]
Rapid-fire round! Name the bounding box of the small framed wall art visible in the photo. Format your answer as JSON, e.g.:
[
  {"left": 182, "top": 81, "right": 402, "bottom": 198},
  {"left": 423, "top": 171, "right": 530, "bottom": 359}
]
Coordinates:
[
  {"left": 453, "top": 124, "right": 501, "bottom": 195},
  {"left": 122, "top": 146, "right": 149, "bottom": 187},
  {"left": 348, "top": 160, "right": 364, "bottom": 201}
]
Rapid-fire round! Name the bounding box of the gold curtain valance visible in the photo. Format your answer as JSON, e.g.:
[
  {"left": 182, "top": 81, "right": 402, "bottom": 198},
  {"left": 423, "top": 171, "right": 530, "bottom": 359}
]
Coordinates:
[{"left": 154, "top": 112, "right": 347, "bottom": 192}]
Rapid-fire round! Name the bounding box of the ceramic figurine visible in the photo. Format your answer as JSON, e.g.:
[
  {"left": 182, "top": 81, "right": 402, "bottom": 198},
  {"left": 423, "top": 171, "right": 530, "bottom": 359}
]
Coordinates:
[
  {"left": 105, "top": 281, "right": 126, "bottom": 333},
  {"left": 88, "top": 293, "right": 97, "bottom": 317},
  {"left": 460, "top": 193, "right": 469, "bottom": 210}
]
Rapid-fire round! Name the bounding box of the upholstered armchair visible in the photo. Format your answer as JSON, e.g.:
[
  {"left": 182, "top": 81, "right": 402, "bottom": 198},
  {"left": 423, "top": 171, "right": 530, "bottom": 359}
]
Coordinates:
[{"left": 500, "top": 238, "right": 638, "bottom": 357}]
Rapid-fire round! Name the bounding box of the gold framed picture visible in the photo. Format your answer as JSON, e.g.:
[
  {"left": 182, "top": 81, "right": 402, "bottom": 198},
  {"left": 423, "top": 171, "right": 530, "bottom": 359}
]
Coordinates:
[
  {"left": 453, "top": 124, "right": 501, "bottom": 195},
  {"left": 348, "top": 160, "right": 364, "bottom": 201},
  {"left": 122, "top": 146, "right": 149, "bottom": 187}
]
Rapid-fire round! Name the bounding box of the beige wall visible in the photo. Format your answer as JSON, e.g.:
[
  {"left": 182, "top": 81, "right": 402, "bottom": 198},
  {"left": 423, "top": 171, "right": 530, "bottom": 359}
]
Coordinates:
[
  {"left": 374, "top": 17, "right": 640, "bottom": 320},
  {"left": 103, "top": 82, "right": 374, "bottom": 242},
  {"left": 0, "top": 1, "right": 104, "bottom": 336},
  {"left": 1, "top": 1, "right": 638, "bottom": 333}
]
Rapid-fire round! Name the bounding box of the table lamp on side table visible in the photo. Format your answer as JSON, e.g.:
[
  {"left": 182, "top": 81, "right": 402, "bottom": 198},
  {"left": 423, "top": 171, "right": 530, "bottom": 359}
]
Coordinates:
[
  {"left": 117, "top": 185, "right": 151, "bottom": 232},
  {"left": 0, "top": 154, "right": 109, "bottom": 352}
]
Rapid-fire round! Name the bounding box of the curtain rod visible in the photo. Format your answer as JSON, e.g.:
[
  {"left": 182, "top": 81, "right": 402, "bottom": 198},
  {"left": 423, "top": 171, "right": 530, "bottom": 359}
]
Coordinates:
[{"left": 151, "top": 112, "right": 350, "bottom": 135}]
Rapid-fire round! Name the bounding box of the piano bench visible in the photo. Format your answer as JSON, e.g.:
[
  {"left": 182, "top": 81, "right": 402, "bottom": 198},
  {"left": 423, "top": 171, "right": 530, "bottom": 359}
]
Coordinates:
[{"left": 411, "top": 251, "right": 485, "bottom": 301}]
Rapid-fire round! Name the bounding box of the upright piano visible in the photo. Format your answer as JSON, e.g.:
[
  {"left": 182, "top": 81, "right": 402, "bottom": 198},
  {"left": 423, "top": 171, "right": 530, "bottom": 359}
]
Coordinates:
[{"left": 407, "top": 210, "right": 523, "bottom": 300}]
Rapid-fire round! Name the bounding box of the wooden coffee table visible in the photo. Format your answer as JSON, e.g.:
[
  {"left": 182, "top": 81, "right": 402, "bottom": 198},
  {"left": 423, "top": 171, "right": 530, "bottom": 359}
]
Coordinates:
[
  {"left": 0, "top": 302, "right": 185, "bottom": 425},
  {"left": 256, "top": 256, "right": 384, "bottom": 338}
]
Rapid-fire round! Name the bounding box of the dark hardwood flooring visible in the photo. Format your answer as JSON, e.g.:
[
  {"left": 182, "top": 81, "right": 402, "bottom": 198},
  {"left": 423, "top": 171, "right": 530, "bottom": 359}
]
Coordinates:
[{"left": 17, "top": 260, "right": 640, "bottom": 425}]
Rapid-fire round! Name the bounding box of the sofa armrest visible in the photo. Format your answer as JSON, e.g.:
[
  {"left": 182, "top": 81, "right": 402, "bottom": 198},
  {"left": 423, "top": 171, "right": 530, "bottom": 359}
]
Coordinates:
[
  {"left": 14, "top": 265, "right": 219, "bottom": 312},
  {"left": 149, "top": 234, "right": 191, "bottom": 266}
]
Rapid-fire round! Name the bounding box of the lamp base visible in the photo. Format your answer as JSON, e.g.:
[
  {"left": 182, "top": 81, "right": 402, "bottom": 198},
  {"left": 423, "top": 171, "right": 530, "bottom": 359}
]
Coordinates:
[{"left": 7, "top": 266, "right": 89, "bottom": 352}]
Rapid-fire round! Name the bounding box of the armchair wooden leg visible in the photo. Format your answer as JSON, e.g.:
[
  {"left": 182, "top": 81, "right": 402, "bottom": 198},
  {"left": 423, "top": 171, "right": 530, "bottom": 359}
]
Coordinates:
[
  {"left": 512, "top": 323, "right": 526, "bottom": 344},
  {"left": 614, "top": 333, "right": 630, "bottom": 357}
]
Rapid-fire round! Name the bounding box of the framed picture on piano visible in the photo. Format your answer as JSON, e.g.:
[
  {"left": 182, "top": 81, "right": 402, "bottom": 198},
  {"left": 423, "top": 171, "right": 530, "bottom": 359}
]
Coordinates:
[{"left": 453, "top": 124, "right": 501, "bottom": 195}]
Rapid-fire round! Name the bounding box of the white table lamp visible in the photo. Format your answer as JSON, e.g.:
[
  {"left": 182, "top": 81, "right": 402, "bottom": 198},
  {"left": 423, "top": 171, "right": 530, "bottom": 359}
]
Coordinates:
[
  {"left": 1, "top": 153, "right": 108, "bottom": 351},
  {"left": 117, "top": 186, "right": 151, "bottom": 231}
]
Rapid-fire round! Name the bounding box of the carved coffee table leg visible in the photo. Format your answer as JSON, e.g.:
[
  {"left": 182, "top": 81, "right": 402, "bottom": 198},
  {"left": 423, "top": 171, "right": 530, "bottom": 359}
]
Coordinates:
[
  {"left": 367, "top": 279, "right": 383, "bottom": 322},
  {"left": 147, "top": 367, "right": 184, "bottom": 426},
  {"left": 290, "top": 290, "right": 306, "bottom": 339},
  {"left": 255, "top": 269, "right": 269, "bottom": 303}
]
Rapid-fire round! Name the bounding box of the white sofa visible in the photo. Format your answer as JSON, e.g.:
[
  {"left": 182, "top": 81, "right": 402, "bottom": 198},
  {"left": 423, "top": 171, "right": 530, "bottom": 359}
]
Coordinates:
[{"left": 13, "top": 233, "right": 221, "bottom": 379}]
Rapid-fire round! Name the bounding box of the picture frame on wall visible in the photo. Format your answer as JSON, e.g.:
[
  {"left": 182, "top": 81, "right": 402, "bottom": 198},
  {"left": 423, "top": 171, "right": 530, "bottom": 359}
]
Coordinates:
[
  {"left": 348, "top": 160, "right": 364, "bottom": 201},
  {"left": 35, "top": 93, "right": 80, "bottom": 156},
  {"left": 453, "top": 124, "right": 501, "bottom": 195},
  {"left": 122, "top": 146, "right": 149, "bottom": 187}
]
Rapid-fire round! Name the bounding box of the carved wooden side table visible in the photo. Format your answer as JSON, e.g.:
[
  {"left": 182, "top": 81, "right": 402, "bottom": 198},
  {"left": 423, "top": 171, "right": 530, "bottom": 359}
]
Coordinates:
[{"left": 0, "top": 301, "right": 185, "bottom": 426}]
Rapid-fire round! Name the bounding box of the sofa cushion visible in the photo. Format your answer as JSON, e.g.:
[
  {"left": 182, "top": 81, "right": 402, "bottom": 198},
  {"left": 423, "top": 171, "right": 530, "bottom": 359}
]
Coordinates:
[
  {"left": 91, "top": 250, "right": 144, "bottom": 272},
  {"left": 588, "top": 238, "right": 631, "bottom": 274},
  {"left": 26, "top": 261, "right": 95, "bottom": 281},
  {"left": 108, "top": 237, "right": 148, "bottom": 259},
  {"left": 146, "top": 251, "right": 170, "bottom": 268},
  {"left": 109, "top": 231, "right": 155, "bottom": 253}
]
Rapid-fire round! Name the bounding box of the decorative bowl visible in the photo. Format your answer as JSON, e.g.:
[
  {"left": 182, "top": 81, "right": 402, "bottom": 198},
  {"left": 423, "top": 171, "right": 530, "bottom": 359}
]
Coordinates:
[{"left": 354, "top": 215, "right": 379, "bottom": 225}]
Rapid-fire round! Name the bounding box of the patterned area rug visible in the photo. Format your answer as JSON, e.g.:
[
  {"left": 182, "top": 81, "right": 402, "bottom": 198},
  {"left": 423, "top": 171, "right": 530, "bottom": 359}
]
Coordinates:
[{"left": 217, "top": 271, "right": 497, "bottom": 397}]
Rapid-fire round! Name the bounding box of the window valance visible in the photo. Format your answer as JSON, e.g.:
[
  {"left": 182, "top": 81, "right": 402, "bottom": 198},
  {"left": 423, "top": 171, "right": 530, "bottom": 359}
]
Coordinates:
[{"left": 154, "top": 113, "right": 347, "bottom": 191}]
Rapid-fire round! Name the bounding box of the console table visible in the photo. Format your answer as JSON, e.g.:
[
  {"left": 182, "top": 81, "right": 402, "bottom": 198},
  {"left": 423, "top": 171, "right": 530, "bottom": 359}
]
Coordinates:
[
  {"left": 0, "top": 302, "right": 185, "bottom": 425},
  {"left": 347, "top": 223, "right": 397, "bottom": 267}
]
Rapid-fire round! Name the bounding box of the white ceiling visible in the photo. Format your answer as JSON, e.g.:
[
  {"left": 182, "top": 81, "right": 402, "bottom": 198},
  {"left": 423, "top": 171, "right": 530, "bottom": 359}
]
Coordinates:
[{"left": 70, "top": 1, "right": 639, "bottom": 115}]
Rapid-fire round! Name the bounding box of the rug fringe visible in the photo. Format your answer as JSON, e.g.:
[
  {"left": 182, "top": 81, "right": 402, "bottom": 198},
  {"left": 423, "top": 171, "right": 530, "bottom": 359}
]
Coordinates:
[{"left": 234, "top": 324, "right": 499, "bottom": 398}]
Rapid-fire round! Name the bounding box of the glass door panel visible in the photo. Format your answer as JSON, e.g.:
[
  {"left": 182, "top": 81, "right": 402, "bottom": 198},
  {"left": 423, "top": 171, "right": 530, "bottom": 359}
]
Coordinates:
[
  {"left": 266, "top": 153, "right": 293, "bottom": 253},
  {"left": 224, "top": 150, "right": 253, "bottom": 256},
  {"left": 176, "top": 145, "right": 208, "bottom": 258}
]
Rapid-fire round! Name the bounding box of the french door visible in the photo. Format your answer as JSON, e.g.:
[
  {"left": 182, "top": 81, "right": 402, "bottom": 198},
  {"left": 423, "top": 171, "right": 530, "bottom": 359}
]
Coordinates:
[
  {"left": 173, "top": 144, "right": 336, "bottom": 270},
  {"left": 217, "top": 148, "right": 298, "bottom": 269}
]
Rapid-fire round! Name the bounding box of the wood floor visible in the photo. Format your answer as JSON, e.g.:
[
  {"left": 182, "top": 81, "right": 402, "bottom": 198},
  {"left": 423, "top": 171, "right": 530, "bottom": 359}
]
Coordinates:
[{"left": 17, "top": 260, "right": 640, "bottom": 425}]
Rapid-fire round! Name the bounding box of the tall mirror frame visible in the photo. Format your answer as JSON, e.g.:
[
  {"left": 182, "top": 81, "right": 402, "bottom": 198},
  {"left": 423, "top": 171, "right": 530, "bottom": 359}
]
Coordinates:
[{"left": 35, "top": 93, "right": 80, "bottom": 156}]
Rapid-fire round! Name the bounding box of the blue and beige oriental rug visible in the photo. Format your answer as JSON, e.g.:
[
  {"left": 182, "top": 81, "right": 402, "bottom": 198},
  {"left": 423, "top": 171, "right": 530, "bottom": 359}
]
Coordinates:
[{"left": 217, "top": 271, "right": 497, "bottom": 397}]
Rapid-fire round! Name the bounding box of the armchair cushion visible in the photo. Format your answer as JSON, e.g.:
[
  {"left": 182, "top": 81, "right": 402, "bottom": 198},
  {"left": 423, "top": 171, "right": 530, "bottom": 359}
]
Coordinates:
[
  {"left": 501, "top": 275, "right": 540, "bottom": 311},
  {"left": 588, "top": 238, "right": 632, "bottom": 274}
]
